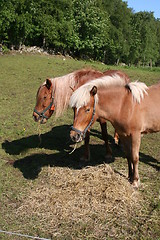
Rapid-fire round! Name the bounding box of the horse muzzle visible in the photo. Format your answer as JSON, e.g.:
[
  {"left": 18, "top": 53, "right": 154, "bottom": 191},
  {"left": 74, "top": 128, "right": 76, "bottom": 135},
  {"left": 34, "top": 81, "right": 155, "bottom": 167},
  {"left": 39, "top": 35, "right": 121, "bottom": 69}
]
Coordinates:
[
  {"left": 33, "top": 110, "right": 48, "bottom": 124},
  {"left": 70, "top": 126, "right": 84, "bottom": 143},
  {"left": 33, "top": 97, "right": 55, "bottom": 124}
]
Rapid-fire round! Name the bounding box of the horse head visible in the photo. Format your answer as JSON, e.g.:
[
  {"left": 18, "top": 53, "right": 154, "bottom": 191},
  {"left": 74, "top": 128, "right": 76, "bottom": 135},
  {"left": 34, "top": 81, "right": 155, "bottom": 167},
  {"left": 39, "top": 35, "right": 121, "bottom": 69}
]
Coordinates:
[
  {"left": 70, "top": 86, "right": 97, "bottom": 142},
  {"left": 33, "top": 78, "right": 55, "bottom": 124}
]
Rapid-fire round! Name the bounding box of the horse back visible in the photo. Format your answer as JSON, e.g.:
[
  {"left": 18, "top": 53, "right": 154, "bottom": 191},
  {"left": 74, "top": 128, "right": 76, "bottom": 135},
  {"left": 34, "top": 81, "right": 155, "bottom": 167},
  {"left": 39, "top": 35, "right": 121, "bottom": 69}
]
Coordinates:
[{"left": 114, "top": 84, "right": 160, "bottom": 135}]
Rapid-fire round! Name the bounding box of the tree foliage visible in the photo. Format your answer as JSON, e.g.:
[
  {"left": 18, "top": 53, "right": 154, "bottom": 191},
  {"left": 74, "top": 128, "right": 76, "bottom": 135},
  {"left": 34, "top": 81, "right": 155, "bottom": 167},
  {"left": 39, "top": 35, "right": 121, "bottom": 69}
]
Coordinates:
[{"left": 0, "top": 0, "right": 160, "bottom": 66}]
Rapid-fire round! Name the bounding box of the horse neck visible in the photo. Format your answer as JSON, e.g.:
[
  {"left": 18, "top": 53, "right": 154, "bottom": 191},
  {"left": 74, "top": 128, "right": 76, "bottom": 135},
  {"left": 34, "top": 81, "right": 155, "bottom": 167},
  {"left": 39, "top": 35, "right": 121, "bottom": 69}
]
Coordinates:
[
  {"left": 74, "top": 71, "right": 103, "bottom": 90},
  {"left": 96, "top": 87, "right": 126, "bottom": 123}
]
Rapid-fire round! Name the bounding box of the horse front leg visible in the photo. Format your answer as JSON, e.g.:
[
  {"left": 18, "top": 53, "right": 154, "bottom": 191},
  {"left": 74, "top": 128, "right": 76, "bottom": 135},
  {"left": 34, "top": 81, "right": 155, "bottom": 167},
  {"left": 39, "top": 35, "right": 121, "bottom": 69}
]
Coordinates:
[
  {"left": 99, "top": 119, "right": 112, "bottom": 160},
  {"left": 81, "top": 131, "right": 90, "bottom": 161},
  {"left": 120, "top": 136, "right": 133, "bottom": 182},
  {"left": 130, "top": 133, "right": 141, "bottom": 188}
]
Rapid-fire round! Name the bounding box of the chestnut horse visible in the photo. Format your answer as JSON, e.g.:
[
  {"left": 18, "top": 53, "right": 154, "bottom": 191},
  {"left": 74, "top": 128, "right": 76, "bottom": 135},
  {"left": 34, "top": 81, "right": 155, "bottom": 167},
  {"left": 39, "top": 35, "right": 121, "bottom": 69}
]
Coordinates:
[
  {"left": 33, "top": 68, "right": 130, "bottom": 160},
  {"left": 70, "top": 75, "right": 160, "bottom": 188}
]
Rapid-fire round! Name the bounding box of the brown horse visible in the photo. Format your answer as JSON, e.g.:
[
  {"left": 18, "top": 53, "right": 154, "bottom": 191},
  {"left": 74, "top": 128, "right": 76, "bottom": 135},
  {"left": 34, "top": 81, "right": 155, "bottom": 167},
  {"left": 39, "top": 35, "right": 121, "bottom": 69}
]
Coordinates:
[
  {"left": 33, "top": 68, "right": 130, "bottom": 160},
  {"left": 70, "top": 75, "right": 160, "bottom": 188}
]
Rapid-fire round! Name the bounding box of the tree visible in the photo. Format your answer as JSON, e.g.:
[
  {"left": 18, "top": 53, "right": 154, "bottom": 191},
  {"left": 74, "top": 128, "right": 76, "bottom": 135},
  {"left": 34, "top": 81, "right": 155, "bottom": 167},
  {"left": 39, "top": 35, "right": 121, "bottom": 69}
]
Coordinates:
[
  {"left": 101, "top": 0, "right": 133, "bottom": 64},
  {"left": 130, "top": 12, "right": 159, "bottom": 66},
  {"left": 0, "top": 0, "right": 16, "bottom": 45},
  {"left": 69, "top": 0, "right": 110, "bottom": 60},
  {"left": 0, "top": 0, "right": 159, "bottom": 66},
  {"left": 155, "top": 18, "right": 160, "bottom": 66}
]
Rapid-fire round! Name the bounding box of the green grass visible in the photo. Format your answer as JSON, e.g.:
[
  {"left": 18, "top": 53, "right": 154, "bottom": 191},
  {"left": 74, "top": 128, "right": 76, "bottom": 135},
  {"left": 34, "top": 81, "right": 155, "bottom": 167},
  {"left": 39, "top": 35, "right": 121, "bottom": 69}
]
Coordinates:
[{"left": 0, "top": 54, "right": 160, "bottom": 240}]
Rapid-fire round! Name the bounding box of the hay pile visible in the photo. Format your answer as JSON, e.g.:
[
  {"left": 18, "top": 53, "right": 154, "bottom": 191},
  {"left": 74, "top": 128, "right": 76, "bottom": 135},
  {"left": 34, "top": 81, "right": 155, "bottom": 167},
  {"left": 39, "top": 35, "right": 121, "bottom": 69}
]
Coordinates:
[{"left": 16, "top": 164, "right": 142, "bottom": 239}]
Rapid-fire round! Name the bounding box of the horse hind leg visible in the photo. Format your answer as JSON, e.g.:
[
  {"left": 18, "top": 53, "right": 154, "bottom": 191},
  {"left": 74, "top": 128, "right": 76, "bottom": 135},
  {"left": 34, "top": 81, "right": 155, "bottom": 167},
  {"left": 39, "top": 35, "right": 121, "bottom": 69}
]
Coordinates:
[
  {"left": 99, "top": 120, "right": 112, "bottom": 160},
  {"left": 114, "top": 131, "right": 120, "bottom": 145}
]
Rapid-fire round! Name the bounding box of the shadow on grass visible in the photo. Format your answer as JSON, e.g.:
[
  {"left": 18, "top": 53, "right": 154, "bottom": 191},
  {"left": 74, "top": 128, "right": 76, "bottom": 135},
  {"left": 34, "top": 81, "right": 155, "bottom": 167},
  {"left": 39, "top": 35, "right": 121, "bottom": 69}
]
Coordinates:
[
  {"left": 2, "top": 124, "right": 122, "bottom": 179},
  {"left": 139, "top": 152, "right": 160, "bottom": 172},
  {"left": 2, "top": 125, "right": 71, "bottom": 155},
  {"left": 2, "top": 124, "right": 159, "bottom": 179}
]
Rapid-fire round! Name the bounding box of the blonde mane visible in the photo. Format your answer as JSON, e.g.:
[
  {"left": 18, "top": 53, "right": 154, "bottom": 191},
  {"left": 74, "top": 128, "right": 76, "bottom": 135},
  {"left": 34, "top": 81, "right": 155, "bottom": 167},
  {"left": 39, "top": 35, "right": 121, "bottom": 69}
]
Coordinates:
[
  {"left": 50, "top": 72, "right": 76, "bottom": 117},
  {"left": 69, "top": 76, "right": 148, "bottom": 109},
  {"left": 69, "top": 74, "right": 126, "bottom": 109},
  {"left": 127, "top": 81, "right": 148, "bottom": 103}
]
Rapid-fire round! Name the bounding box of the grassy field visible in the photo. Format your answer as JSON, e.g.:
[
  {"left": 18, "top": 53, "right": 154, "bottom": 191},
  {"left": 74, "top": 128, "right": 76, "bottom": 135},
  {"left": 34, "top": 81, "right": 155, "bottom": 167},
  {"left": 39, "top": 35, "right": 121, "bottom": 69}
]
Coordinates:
[{"left": 0, "top": 53, "right": 160, "bottom": 240}]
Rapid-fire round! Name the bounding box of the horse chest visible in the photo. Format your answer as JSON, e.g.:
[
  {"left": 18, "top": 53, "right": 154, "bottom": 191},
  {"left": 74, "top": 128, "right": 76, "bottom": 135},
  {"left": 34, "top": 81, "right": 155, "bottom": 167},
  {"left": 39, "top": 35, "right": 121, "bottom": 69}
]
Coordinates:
[{"left": 112, "top": 121, "right": 132, "bottom": 136}]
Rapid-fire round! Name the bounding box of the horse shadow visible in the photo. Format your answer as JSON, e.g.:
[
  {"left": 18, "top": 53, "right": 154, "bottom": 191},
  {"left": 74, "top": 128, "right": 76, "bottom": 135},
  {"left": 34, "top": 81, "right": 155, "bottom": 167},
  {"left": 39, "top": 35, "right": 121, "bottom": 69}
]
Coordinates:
[
  {"left": 2, "top": 125, "right": 159, "bottom": 180},
  {"left": 2, "top": 125, "right": 72, "bottom": 155},
  {"left": 139, "top": 152, "right": 160, "bottom": 172},
  {"left": 2, "top": 124, "right": 122, "bottom": 179},
  {"left": 2, "top": 124, "right": 123, "bottom": 158}
]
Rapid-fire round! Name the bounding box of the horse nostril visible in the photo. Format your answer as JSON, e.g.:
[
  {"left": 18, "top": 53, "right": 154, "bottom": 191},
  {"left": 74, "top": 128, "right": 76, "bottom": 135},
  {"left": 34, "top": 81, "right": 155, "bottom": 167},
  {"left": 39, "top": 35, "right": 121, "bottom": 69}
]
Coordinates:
[
  {"left": 71, "top": 133, "right": 81, "bottom": 143},
  {"left": 71, "top": 135, "right": 76, "bottom": 142},
  {"left": 76, "top": 133, "right": 81, "bottom": 141},
  {"left": 33, "top": 113, "right": 38, "bottom": 122}
]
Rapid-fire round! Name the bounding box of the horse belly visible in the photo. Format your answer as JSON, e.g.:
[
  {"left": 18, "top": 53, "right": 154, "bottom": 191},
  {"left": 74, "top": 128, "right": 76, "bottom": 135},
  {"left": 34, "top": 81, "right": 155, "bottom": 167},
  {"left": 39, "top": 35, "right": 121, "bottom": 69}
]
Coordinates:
[
  {"left": 142, "top": 118, "right": 160, "bottom": 133},
  {"left": 142, "top": 99, "right": 160, "bottom": 133}
]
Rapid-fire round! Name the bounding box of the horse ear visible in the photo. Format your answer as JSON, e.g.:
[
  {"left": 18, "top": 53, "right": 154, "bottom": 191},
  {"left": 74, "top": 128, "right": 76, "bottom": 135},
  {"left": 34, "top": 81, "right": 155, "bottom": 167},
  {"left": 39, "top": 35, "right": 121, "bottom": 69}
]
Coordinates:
[
  {"left": 70, "top": 85, "right": 75, "bottom": 92},
  {"left": 45, "top": 78, "right": 52, "bottom": 90},
  {"left": 90, "top": 86, "right": 97, "bottom": 96}
]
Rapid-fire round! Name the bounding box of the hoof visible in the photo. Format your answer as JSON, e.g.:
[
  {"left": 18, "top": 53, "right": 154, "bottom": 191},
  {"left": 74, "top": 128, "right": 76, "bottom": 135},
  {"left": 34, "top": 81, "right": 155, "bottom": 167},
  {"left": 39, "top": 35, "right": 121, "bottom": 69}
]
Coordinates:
[{"left": 132, "top": 179, "right": 140, "bottom": 189}]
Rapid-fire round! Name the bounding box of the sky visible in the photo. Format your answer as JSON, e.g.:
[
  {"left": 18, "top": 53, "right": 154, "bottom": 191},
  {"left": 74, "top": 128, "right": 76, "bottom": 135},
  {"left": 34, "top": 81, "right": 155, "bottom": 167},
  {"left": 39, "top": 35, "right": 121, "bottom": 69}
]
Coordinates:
[{"left": 123, "top": 0, "right": 160, "bottom": 19}]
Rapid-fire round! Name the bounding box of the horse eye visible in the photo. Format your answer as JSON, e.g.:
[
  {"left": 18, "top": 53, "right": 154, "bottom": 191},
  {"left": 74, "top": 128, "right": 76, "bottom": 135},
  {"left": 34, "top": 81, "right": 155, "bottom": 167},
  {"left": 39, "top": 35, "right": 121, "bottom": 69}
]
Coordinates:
[
  {"left": 85, "top": 108, "right": 90, "bottom": 113},
  {"left": 44, "top": 96, "right": 47, "bottom": 100}
]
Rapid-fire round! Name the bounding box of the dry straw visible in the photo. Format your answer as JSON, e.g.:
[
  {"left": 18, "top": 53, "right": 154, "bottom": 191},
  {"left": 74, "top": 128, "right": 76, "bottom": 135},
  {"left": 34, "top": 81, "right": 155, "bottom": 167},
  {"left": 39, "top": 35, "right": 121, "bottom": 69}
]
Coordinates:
[{"left": 15, "top": 164, "right": 142, "bottom": 239}]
